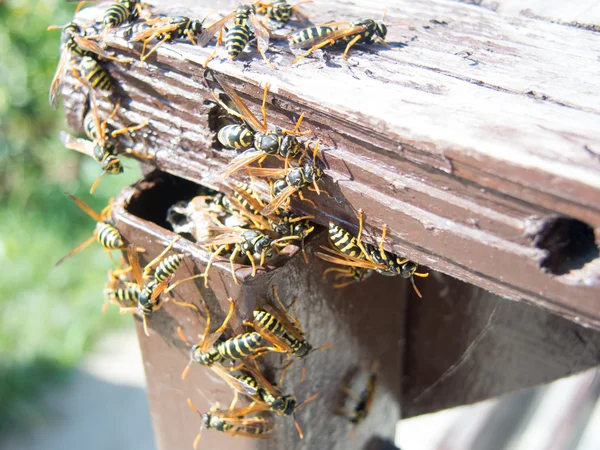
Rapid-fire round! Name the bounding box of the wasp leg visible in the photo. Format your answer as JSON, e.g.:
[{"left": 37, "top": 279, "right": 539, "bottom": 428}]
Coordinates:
[
  {"left": 342, "top": 35, "right": 362, "bottom": 60},
  {"left": 260, "top": 82, "right": 269, "bottom": 130},
  {"left": 143, "top": 236, "right": 181, "bottom": 277},
  {"left": 229, "top": 247, "right": 241, "bottom": 285},
  {"left": 297, "top": 190, "right": 316, "bottom": 208},
  {"left": 203, "top": 244, "right": 227, "bottom": 287},
  {"left": 204, "top": 27, "right": 223, "bottom": 67},
  {"left": 142, "top": 34, "right": 170, "bottom": 62},
  {"left": 291, "top": 37, "right": 337, "bottom": 65},
  {"left": 111, "top": 120, "right": 148, "bottom": 137},
  {"left": 246, "top": 250, "right": 257, "bottom": 277},
  {"left": 355, "top": 208, "right": 373, "bottom": 260}
]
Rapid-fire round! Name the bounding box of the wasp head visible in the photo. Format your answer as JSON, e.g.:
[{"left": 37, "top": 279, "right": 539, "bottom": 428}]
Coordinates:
[
  {"left": 375, "top": 21, "right": 388, "bottom": 40},
  {"left": 190, "top": 19, "right": 204, "bottom": 35}
]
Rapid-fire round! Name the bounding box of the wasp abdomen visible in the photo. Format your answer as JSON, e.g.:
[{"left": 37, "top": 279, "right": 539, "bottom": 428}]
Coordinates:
[
  {"left": 80, "top": 56, "right": 112, "bottom": 92},
  {"left": 154, "top": 254, "right": 184, "bottom": 283},
  {"left": 96, "top": 222, "right": 123, "bottom": 249},
  {"left": 328, "top": 222, "right": 363, "bottom": 259},
  {"left": 216, "top": 332, "right": 264, "bottom": 361},
  {"left": 226, "top": 25, "right": 252, "bottom": 59},
  {"left": 218, "top": 124, "right": 254, "bottom": 150}
]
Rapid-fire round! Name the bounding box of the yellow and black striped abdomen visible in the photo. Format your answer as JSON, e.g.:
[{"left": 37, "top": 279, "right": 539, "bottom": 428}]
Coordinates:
[
  {"left": 290, "top": 26, "right": 335, "bottom": 49},
  {"left": 110, "top": 282, "right": 141, "bottom": 307},
  {"left": 253, "top": 310, "right": 310, "bottom": 357},
  {"left": 329, "top": 222, "right": 364, "bottom": 259},
  {"left": 216, "top": 332, "right": 264, "bottom": 361},
  {"left": 96, "top": 222, "right": 123, "bottom": 249},
  {"left": 217, "top": 124, "right": 254, "bottom": 150},
  {"left": 80, "top": 56, "right": 112, "bottom": 92},
  {"left": 83, "top": 112, "right": 98, "bottom": 141},
  {"left": 207, "top": 416, "right": 234, "bottom": 432},
  {"left": 103, "top": 2, "right": 130, "bottom": 28},
  {"left": 226, "top": 25, "right": 252, "bottom": 59},
  {"left": 153, "top": 254, "right": 184, "bottom": 283}
]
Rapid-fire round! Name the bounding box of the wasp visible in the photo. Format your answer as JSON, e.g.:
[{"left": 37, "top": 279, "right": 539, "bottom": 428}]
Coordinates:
[
  {"left": 197, "top": 3, "right": 273, "bottom": 67},
  {"left": 130, "top": 13, "right": 213, "bottom": 61},
  {"left": 48, "top": 3, "right": 131, "bottom": 109},
  {"left": 60, "top": 89, "right": 148, "bottom": 193},
  {"left": 316, "top": 210, "right": 429, "bottom": 297},
  {"left": 187, "top": 400, "right": 275, "bottom": 448},
  {"left": 212, "top": 74, "right": 308, "bottom": 180},
  {"left": 290, "top": 15, "right": 404, "bottom": 65},
  {"left": 201, "top": 228, "right": 300, "bottom": 286},
  {"left": 103, "top": 0, "right": 145, "bottom": 30},
  {"left": 233, "top": 360, "right": 318, "bottom": 439},
  {"left": 177, "top": 298, "right": 279, "bottom": 385},
  {"left": 104, "top": 271, "right": 141, "bottom": 311},
  {"left": 244, "top": 139, "right": 325, "bottom": 216},
  {"left": 256, "top": 0, "right": 311, "bottom": 27},
  {"left": 245, "top": 286, "right": 331, "bottom": 361},
  {"left": 339, "top": 361, "right": 378, "bottom": 424},
  {"left": 268, "top": 210, "right": 315, "bottom": 262},
  {"left": 119, "top": 237, "right": 201, "bottom": 336},
  {"left": 55, "top": 193, "right": 142, "bottom": 267}
]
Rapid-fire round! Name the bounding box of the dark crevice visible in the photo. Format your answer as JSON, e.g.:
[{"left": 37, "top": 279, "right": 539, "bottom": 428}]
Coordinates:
[
  {"left": 126, "top": 171, "right": 213, "bottom": 230},
  {"left": 534, "top": 217, "right": 599, "bottom": 275}
]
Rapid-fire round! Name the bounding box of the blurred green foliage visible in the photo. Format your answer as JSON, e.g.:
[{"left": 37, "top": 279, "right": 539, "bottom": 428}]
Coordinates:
[{"left": 0, "top": 0, "right": 141, "bottom": 432}]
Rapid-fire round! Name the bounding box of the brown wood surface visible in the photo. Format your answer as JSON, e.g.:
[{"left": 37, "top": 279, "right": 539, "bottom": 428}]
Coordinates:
[
  {"left": 111, "top": 172, "right": 404, "bottom": 450},
  {"left": 63, "top": 0, "right": 600, "bottom": 330},
  {"left": 402, "top": 272, "right": 600, "bottom": 417}
]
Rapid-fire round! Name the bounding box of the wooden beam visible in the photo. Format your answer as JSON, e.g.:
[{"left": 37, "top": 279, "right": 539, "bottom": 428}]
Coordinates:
[
  {"left": 111, "top": 173, "right": 404, "bottom": 450},
  {"left": 63, "top": 0, "right": 600, "bottom": 331}
]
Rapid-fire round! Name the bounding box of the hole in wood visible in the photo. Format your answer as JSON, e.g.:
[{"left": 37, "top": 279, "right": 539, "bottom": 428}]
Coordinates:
[
  {"left": 126, "top": 171, "right": 206, "bottom": 229},
  {"left": 534, "top": 217, "right": 599, "bottom": 275}
]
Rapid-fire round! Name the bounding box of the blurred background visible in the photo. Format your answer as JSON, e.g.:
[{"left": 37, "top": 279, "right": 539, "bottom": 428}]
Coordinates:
[
  {"left": 0, "top": 0, "right": 143, "bottom": 442},
  {"left": 0, "top": 1, "right": 598, "bottom": 449}
]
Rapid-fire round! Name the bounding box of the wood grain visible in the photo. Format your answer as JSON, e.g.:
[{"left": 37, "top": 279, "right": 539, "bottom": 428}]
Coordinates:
[{"left": 62, "top": 0, "right": 600, "bottom": 329}]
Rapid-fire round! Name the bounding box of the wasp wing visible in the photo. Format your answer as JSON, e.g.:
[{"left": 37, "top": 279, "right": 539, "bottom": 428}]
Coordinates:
[
  {"left": 249, "top": 13, "right": 271, "bottom": 57},
  {"left": 289, "top": 24, "right": 365, "bottom": 49},
  {"left": 66, "top": 192, "right": 104, "bottom": 222},
  {"left": 214, "top": 74, "right": 267, "bottom": 133},
  {"left": 49, "top": 49, "right": 70, "bottom": 109},
  {"left": 197, "top": 10, "right": 236, "bottom": 47},
  {"left": 244, "top": 167, "right": 288, "bottom": 178},
  {"left": 261, "top": 185, "right": 297, "bottom": 216},
  {"left": 60, "top": 131, "right": 95, "bottom": 158},
  {"left": 131, "top": 21, "right": 180, "bottom": 42},
  {"left": 127, "top": 245, "right": 145, "bottom": 287},
  {"left": 218, "top": 149, "right": 265, "bottom": 179},
  {"left": 211, "top": 364, "right": 259, "bottom": 397}
]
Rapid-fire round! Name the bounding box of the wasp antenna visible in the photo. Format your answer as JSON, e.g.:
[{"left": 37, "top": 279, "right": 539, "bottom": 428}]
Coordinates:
[
  {"left": 182, "top": 359, "right": 193, "bottom": 381},
  {"left": 142, "top": 316, "right": 150, "bottom": 336},
  {"left": 410, "top": 276, "right": 423, "bottom": 299},
  {"left": 294, "top": 416, "right": 305, "bottom": 439},
  {"left": 177, "top": 326, "right": 191, "bottom": 345}
]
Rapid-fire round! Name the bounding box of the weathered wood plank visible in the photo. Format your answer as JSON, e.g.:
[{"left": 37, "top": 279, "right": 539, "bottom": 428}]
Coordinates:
[
  {"left": 112, "top": 172, "right": 404, "bottom": 450},
  {"left": 63, "top": 0, "right": 600, "bottom": 328},
  {"left": 402, "top": 273, "right": 600, "bottom": 417}
]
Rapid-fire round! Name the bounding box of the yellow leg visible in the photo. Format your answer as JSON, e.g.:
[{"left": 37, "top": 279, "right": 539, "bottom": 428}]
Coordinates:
[
  {"left": 111, "top": 120, "right": 148, "bottom": 138},
  {"left": 379, "top": 224, "right": 387, "bottom": 259},
  {"left": 215, "top": 297, "right": 235, "bottom": 334},
  {"left": 246, "top": 251, "right": 257, "bottom": 277},
  {"left": 355, "top": 209, "right": 371, "bottom": 260},
  {"left": 297, "top": 190, "right": 316, "bottom": 208},
  {"left": 204, "top": 28, "right": 223, "bottom": 67},
  {"left": 291, "top": 38, "right": 337, "bottom": 65},
  {"left": 143, "top": 236, "right": 180, "bottom": 276},
  {"left": 142, "top": 35, "right": 170, "bottom": 62},
  {"left": 260, "top": 82, "right": 270, "bottom": 130},
  {"left": 203, "top": 244, "right": 227, "bottom": 288},
  {"left": 342, "top": 35, "right": 361, "bottom": 60},
  {"left": 229, "top": 247, "right": 240, "bottom": 285}
]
